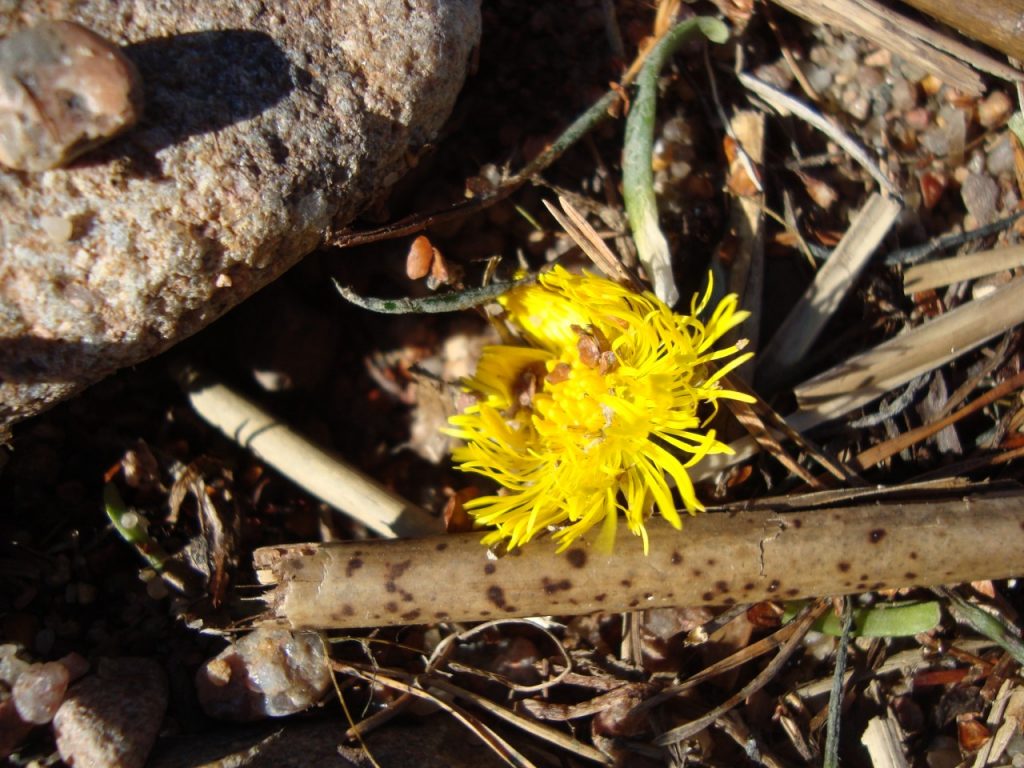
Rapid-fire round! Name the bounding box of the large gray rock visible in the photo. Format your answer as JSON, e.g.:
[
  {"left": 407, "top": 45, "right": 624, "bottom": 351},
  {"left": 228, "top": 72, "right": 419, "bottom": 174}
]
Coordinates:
[{"left": 0, "top": 0, "right": 480, "bottom": 426}]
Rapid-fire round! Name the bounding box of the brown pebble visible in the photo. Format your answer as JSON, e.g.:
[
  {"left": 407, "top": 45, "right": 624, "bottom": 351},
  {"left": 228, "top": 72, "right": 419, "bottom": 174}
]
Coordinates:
[
  {"left": 13, "top": 661, "right": 69, "bottom": 724},
  {"left": 0, "top": 20, "right": 143, "bottom": 171},
  {"left": 53, "top": 658, "right": 166, "bottom": 768},
  {"left": 405, "top": 235, "right": 434, "bottom": 279}
]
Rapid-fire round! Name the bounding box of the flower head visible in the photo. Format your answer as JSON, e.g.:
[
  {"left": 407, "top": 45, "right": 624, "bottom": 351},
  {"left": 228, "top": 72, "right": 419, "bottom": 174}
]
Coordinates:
[{"left": 446, "top": 266, "right": 753, "bottom": 553}]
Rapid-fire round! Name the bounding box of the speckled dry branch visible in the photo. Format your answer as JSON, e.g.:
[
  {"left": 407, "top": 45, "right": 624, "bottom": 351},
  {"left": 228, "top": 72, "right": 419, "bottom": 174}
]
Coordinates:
[{"left": 253, "top": 491, "right": 1024, "bottom": 630}]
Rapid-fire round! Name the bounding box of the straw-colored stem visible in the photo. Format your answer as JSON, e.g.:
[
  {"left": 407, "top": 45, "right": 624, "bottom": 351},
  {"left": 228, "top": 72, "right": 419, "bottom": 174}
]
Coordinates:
[
  {"left": 757, "top": 192, "right": 902, "bottom": 391},
  {"left": 254, "top": 492, "right": 1024, "bottom": 630},
  {"left": 902, "top": 245, "right": 1024, "bottom": 294},
  {"left": 792, "top": 276, "right": 1024, "bottom": 426},
  {"left": 181, "top": 369, "right": 440, "bottom": 539}
]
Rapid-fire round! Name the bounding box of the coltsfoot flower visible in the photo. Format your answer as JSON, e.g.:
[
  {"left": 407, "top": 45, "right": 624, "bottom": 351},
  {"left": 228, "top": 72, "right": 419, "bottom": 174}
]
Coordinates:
[{"left": 446, "top": 266, "right": 754, "bottom": 553}]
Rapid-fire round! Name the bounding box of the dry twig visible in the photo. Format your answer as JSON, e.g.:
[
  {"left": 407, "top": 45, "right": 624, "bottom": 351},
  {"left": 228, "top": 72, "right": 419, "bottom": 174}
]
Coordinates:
[
  {"left": 254, "top": 493, "right": 1024, "bottom": 629},
  {"left": 769, "top": 0, "right": 1023, "bottom": 92},
  {"left": 757, "top": 193, "right": 903, "bottom": 391},
  {"left": 792, "top": 277, "right": 1024, "bottom": 428},
  {"left": 179, "top": 368, "right": 440, "bottom": 539},
  {"left": 903, "top": 245, "right": 1024, "bottom": 294}
]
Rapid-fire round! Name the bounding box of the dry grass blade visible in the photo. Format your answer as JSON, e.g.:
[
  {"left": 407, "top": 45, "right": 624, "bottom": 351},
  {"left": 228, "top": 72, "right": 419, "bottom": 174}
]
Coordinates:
[
  {"left": 634, "top": 602, "right": 829, "bottom": 715},
  {"left": 758, "top": 192, "right": 903, "bottom": 391},
  {"left": 427, "top": 677, "right": 613, "bottom": 765},
  {"left": 738, "top": 72, "right": 901, "bottom": 198},
  {"left": 721, "top": 109, "right": 766, "bottom": 359},
  {"left": 902, "top": 245, "right": 1024, "bottom": 294},
  {"left": 722, "top": 395, "right": 825, "bottom": 488},
  {"left": 333, "top": 662, "right": 538, "bottom": 768},
  {"left": 854, "top": 369, "right": 1024, "bottom": 470},
  {"left": 544, "top": 197, "right": 644, "bottom": 290},
  {"left": 792, "top": 277, "right": 1024, "bottom": 429},
  {"left": 938, "top": 332, "right": 1018, "bottom": 418},
  {"left": 653, "top": 599, "right": 831, "bottom": 746},
  {"left": 768, "top": 0, "right": 1022, "bottom": 91},
  {"left": 714, "top": 712, "right": 790, "bottom": 768},
  {"left": 343, "top": 693, "right": 413, "bottom": 741},
  {"left": 719, "top": 372, "right": 859, "bottom": 484},
  {"left": 861, "top": 715, "right": 911, "bottom": 768},
  {"left": 975, "top": 685, "right": 1024, "bottom": 765}
]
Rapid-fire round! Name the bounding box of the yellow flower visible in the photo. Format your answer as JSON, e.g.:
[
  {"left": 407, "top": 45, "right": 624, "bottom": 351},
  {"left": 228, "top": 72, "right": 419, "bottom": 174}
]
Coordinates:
[{"left": 446, "top": 266, "right": 753, "bottom": 553}]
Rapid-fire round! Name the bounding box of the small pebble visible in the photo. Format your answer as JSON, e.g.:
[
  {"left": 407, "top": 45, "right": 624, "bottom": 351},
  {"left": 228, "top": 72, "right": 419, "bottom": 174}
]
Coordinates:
[
  {"left": 857, "top": 65, "right": 884, "bottom": 89},
  {"left": 661, "top": 116, "right": 695, "bottom": 146},
  {"left": 905, "top": 107, "right": 931, "bottom": 132},
  {"left": 978, "top": 91, "right": 1012, "bottom": 128},
  {"left": 195, "top": 628, "right": 331, "bottom": 720},
  {"left": 1002, "top": 186, "right": 1019, "bottom": 212},
  {"left": 38, "top": 215, "right": 74, "bottom": 243},
  {"left": 967, "top": 149, "right": 986, "bottom": 175},
  {"left": 843, "top": 88, "right": 870, "bottom": 122},
  {"left": 986, "top": 135, "right": 1016, "bottom": 176},
  {"left": 751, "top": 59, "right": 792, "bottom": 90},
  {"left": 13, "top": 661, "right": 69, "bottom": 724},
  {"left": 53, "top": 658, "right": 166, "bottom": 768},
  {"left": 918, "top": 170, "right": 948, "bottom": 209},
  {"left": 890, "top": 78, "right": 917, "bottom": 112},
  {"left": 0, "top": 20, "right": 143, "bottom": 171},
  {"left": 801, "top": 62, "right": 832, "bottom": 93},
  {"left": 961, "top": 173, "right": 1000, "bottom": 225},
  {"left": 0, "top": 644, "right": 30, "bottom": 686}
]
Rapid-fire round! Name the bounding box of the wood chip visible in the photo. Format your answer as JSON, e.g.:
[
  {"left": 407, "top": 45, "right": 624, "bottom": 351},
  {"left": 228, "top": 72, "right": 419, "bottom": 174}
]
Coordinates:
[
  {"left": 903, "top": 245, "right": 1024, "bottom": 294},
  {"left": 758, "top": 192, "right": 903, "bottom": 390},
  {"left": 792, "top": 277, "right": 1024, "bottom": 428}
]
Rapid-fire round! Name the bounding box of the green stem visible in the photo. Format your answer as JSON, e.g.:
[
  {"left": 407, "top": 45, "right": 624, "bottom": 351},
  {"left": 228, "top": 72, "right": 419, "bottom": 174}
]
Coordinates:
[
  {"left": 103, "top": 483, "right": 169, "bottom": 572},
  {"left": 823, "top": 598, "right": 854, "bottom": 768},
  {"left": 334, "top": 275, "right": 535, "bottom": 315},
  {"left": 936, "top": 586, "right": 1024, "bottom": 666},
  {"left": 623, "top": 17, "right": 728, "bottom": 306}
]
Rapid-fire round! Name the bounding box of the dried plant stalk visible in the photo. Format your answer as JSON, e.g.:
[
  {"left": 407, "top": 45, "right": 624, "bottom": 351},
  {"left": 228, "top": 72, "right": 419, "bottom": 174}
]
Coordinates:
[
  {"left": 182, "top": 371, "right": 440, "bottom": 539},
  {"left": 723, "top": 110, "right": 765, "bottom": 364},
  {"left": 254, "top": 492, "right": 1024, "bottom": 630},
  {"left": 769, "top": 0, "right": 1022, "bottom": 92},
  {"left": 902, "top": 245, "right": 1024, "bottom": 294},
  {"left": 792, "top": 277, "right": 1024, "bottom": 427},
  {"left": 758, "top": 192, "right": 902, "bottom": 391}
]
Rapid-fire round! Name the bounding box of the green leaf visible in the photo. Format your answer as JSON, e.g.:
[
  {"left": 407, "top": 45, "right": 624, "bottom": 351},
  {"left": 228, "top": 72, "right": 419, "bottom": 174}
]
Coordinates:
[
  {"left": 696, "top": 17, "right": 729, "bottom": 44},
  {"left": 623, "top": 16, "right": 731, "bottom": 306},
  {"left": 784, "top": 600, "right": 942, "bottom": 637}
]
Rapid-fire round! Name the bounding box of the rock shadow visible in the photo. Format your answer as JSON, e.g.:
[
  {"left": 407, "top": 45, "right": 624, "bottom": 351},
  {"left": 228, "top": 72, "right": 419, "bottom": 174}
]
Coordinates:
[{"left": 76, "top": 29, "right": 297, "bottom": 165}]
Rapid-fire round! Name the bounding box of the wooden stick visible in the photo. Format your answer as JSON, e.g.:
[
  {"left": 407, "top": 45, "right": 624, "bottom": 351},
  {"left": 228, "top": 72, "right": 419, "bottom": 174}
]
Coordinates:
[
  {"left": 181, "top": 370, "right": 441, "bottom": 539},
  {"left": 792, "top": 277, "right": 1024, "bottom": 428},
  {"left": 757, "top": 192, "right": 902, "bottom": 391},
  {"left": 903, "top": 245, "right": 1024, "bottom": 294},
  {"left": 253, "top": 492, "right": 1024, "bottom": 629},
  {"left": 901, "top": 0, "right": 1024, "bottom": 60}
]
